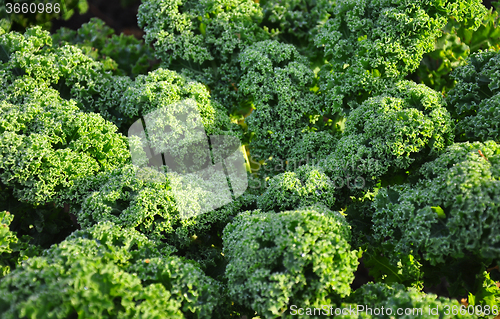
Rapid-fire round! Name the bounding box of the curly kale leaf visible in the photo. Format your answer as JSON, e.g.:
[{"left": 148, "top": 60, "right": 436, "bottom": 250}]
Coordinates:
[
  {"left": 314, "top": 0, "right": 487, "bottom": 114},
  {"left": 373, "top": 141, "right": 500, "bottom": 268},
  {"left": 64, "top": 164, "right": 251, "bottom": 255},
  {"left": 138, "top": 0, "right": 265, "bottom": 66},
  {"left": 0, "top": 26, "right": 135, "bottom": 130},
  {"left": 259, "top": 0, "right": 335, "bottom": 60},
  {"left": 52, "top": 18, "right": 157, "bottom": 78},
  {"left": 257, "top": 165, "right": 336, "bottom": 212},
  {"left": 0, "top": 85, "right": 129, "bottom": 205},
  {"left": 119, "top": 67, "right": 239, "bottom": 137},
  {"left": 409, "top": 2, "right": 500, "bottom": 94},
  {"left": 343, "top": 283, "right": 473, "bottom": 318},
  {"left": 446, "top": 50, "right": 500, "bottom": 142},
  {"left": 319, "top": 81, "right": 454, "bottom": 206},
  {"left": 137, "top": 0, "right": 268, "bottom": 110},
  {"left": 0, "top": 222, "right": 222, "bottom": 319},
  {"left": 223, "top": 205, "right": 359, "bottom": 318},
  {"left": 240, "top": 40, "right": 326, "bottom": 161}
]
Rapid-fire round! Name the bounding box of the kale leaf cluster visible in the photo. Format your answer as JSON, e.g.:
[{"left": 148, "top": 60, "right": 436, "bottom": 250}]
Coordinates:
[{"left": 0, "top": 0, "right": 499, "bottom": 317}]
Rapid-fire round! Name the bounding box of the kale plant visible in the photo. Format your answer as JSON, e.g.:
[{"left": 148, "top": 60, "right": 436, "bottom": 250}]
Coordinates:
[
  {"left": 0, "top": 0, "right": 499, "bottom": 317},
  {"left": 372, "top": 141, "right": 500, "bottom": 297},
  {"left": 223, "top": 205, "right": 360, "bottom": 318}
]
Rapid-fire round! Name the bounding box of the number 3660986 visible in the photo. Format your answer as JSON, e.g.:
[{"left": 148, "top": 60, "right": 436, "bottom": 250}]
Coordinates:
[{"left": 6, "top": 2, "right": 61, "bottom": 14}]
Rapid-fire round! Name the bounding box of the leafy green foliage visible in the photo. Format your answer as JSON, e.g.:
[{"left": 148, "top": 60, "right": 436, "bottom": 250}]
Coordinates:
[
  {"left": 181, "top": 192, "right": 257, "bottom": 274},
  {"left": 468, "top": 271, "right": 500, "bottom": 309},
  {"left": 446, "top": 50, "right": 500, "bottom": 119},
  {"left": 410, "top": 31, "right": 470, "bottom": 94},
  {"left": 286, "top": 130, "right": 339, "bottom": 163},
  {"left": 0, "top": 0, "right": 88, "bottom": 33},
  {"left": 257, "top": 165, "right": 336, "bottom": 212},
  {"left": 138, "top": 0, "right": 265, "bottom": 67},
  {"left": 64, "top": 164, "right": 257, "bottom": 275},
  {"left": 0, "top": 222, "right": 223, "bottom": 319},
  {"left": 343, "top": 283, "right": 472, "bottom": 318},
  {"left": 239, "top": 40, "right": 326, "bottom": 161},
  {"left": 319, "top": 81, "right": 454, "bottom": 206},
  {"left": 137, "top": 0, "right": 269, "bottom": 111},
  {"left": 52, "top": 18, "right": 157, "bottom": 78},
  {"left": 410, "top": 1, "right": 500, "bottom": 93},
  {"left": 314, "top": 0, "right": 488, "bottom": 114},
  {"left": 66, "top": 165, "right": 183, "bottom": 243},
  {"left": 0, "top": 26, "right": 133, "bottom": 249},
  {"left": 0, "top": 26, "right": 136, "bottom": 130},
  {"left": 1, "top": 1, "right": 500, "bottom": 316},
  {"left": 0, "top": 211, "right": 39, "bottom": 278},
  {"left": 223, "top": 205, "right": 359, "bottom": 318},
  {"left": 65, "top": 164, "right": 232, "bottom": 249},
  {"left": 372, "top": 141, "right": 500, "bottom": 297},
  {"left": 364, "top": 251, "right": 424, "bottom": 290},
  {"left": 0, "top": 84, "right": 130, "bottom": 205},
  {"left": 456, "top": 93, "right": 500, "bottom": 142},
  {"left": 119, "top": 67, "right": 239, "bottom": 136},
  {"left": 345, "top": 194, "right": 427, "bottom": 290},
  {"left": 446, "top": 50, "right": 500, "bottom": 141},
  {"left": 0, "top": 211, "right": 19, "bottom": 277},
  {"left": 0, "top": 183, "right": 75, "bottom": 249},
  {"left": 259, "top": 0, "right": 334, "bottom": 60}
]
